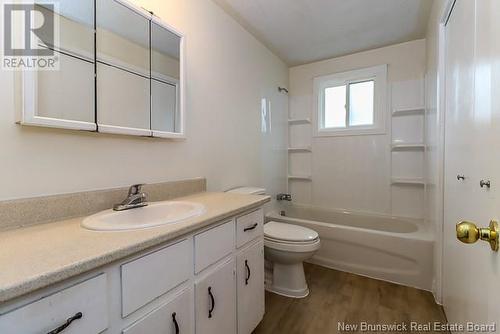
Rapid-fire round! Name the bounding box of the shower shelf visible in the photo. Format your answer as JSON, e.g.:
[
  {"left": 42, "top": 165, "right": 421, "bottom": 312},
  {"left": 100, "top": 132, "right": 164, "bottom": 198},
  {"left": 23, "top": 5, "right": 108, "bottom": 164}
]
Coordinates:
[
  {"left": 391, "top": 142, "right": 425, "bottom": 150},
  {"left": 288, "top": 146, "right": 312, "bottom": 153},
  {"left": 392, "top": 107, "right": 425, "bottom": 117},
  {"left": 391, "top": 177, "right": 425, "bottom": 186},
  {"left": 288, "top": 118, "right": 311, "bottom": 125},
  {"left": 288, "top": 175, "right": 312, "bottom": 181}
]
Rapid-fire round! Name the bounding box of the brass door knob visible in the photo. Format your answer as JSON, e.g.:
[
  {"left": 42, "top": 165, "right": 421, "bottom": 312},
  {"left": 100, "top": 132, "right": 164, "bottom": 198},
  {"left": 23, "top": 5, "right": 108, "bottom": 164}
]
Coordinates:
[{"left": 456, "top": 220, "right": 499, "bottom": 251}]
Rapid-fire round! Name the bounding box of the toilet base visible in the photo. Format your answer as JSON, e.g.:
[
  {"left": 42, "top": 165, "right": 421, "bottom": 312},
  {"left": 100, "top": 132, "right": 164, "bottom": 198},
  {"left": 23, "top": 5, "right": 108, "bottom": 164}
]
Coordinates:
[
  {"left": 265, "top": 261, "right": 310, "bottom": 298},
  {"left": 265, "top": 284, "right": 310, "bottom": 298}
]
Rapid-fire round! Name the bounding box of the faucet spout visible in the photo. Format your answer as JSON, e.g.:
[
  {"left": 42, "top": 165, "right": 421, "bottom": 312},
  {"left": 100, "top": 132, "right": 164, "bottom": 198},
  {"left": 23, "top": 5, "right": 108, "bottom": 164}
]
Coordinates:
[{"left": 113, "top": 184, "right": 148, "bottom": 211}]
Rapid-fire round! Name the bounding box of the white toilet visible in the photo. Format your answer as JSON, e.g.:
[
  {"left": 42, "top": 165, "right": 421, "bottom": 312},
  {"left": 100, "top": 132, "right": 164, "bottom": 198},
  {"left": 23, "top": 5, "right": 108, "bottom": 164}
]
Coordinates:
[
  {"left": 226, "top": 186, "right": 320, "bottom": 298},
  {"left": 264, "top": 221, "right": 320, "bottom": 298}
]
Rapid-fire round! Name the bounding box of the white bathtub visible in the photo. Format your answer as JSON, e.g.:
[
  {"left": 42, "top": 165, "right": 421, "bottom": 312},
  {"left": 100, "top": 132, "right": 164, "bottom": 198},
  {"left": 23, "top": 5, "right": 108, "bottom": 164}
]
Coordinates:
[{"left": 266, "top": 204, "right": 434, "bottom": 291}]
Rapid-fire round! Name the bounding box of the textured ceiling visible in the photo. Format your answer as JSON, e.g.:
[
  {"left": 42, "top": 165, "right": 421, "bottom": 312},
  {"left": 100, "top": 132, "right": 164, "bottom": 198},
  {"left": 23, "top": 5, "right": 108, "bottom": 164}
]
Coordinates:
[{"left": 213, "top": 0, "right": 433, "bottom": 66}]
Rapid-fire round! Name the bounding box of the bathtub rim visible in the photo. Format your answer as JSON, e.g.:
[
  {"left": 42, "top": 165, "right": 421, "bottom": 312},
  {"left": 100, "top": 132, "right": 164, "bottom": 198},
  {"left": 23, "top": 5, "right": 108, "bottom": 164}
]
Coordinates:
[{"left": 266, "top": 206, "right": 433, "bottom": 242}]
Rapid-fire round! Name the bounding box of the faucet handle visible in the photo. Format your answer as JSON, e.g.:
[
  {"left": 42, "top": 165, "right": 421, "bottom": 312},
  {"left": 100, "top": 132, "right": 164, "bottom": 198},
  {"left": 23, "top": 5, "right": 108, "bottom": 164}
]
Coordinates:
[{"left": 128, "top": 184, "right": 145, "bottom": 196}]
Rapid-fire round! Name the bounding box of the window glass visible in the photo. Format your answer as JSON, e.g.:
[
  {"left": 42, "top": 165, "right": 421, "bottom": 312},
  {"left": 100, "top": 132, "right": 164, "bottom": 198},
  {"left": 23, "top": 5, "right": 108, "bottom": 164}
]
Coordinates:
[
  {"left": 324, "top": 85, "right": 346, "bottom": 128},
  {"left": 314, "top": 65, "right": 386, "bottom": 136},
  {"left": 349, "top": 81, "right": 374, "bottom": 126}
]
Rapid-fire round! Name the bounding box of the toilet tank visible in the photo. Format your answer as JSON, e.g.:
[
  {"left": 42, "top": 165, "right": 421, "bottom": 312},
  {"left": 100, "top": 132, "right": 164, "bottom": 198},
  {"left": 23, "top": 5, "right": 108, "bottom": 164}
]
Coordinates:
[
  {"left": 226, "top": 186, "right": 271, "bottom": 215},
  {"left": 226, "top": 187, "right": 267, "bottom": 196}
]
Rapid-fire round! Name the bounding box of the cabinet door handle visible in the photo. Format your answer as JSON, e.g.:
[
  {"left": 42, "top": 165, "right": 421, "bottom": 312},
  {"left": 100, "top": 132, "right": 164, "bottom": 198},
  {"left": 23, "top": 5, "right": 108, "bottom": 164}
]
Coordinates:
[
  {"left": 172, "top": 312, "right": 180, "bottom": 334},
  {"left": 245, "top": 260, "right": 251, "bottom": 285},
  {"left": 244, "top": 223, "right": 258, "bottom": 232},
  {"left": 480, "top": 180, "right": 491, "bottom": 188},
  {"left": 208, "top": 287, "right": 215, "bottom": 318},
  {"left": 46, "top": 312, "right": 83, "bottom": 334}
]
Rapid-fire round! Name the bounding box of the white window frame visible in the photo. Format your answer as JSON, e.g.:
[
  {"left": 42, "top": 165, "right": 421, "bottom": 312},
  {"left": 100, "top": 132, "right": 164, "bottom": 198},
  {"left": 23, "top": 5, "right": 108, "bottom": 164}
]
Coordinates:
[{"left": 313, "top": 64, "right": 387, "bottom": 137}]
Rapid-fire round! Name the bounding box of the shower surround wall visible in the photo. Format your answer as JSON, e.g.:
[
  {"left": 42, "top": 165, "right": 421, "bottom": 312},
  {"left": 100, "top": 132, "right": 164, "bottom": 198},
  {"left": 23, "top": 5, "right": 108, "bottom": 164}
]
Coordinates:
[{"left": 288, "top": 39, "right": 427, "bottom": 219}]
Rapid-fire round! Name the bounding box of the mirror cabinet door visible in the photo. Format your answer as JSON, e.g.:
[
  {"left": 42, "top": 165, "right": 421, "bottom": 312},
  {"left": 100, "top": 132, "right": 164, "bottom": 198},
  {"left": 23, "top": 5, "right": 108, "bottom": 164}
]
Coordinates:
[
  {"left": 21, "top": 1, "right": 95, "bottom": 130},
  {"left": 36, "top": 1, "right": 94, "bottom": 59},
  {"left": 96, "top": 0, "right": 151, "bottom": 136},
  {"left": 151, "top": 20, "right": 182, "bottom": 137}
]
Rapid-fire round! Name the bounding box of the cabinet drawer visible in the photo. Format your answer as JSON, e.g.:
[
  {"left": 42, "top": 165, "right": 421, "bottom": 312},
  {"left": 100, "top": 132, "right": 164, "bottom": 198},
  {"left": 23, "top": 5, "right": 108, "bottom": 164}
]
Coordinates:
[
  {"left": 194, "top": 221, "right": 235, "bottom": 273},
  {"left": 0, "top": 274, "right": 108, "bottom": 334},
  {"left": 121, "top": 239, "right": 191, "bottom": 317},
  {"left": 236, "top": 209, "right": 264, "bottom": 248},
  {"left": 123, "top": 288, "right": 193, "bottom": 334}
]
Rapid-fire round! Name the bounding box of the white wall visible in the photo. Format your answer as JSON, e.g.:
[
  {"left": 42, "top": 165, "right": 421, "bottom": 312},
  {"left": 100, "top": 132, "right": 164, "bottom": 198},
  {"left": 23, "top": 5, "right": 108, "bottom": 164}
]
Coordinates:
[
  {"left": 288, "top": 40, "right": 426, "bottom": 216},
  {"left": 424, "top": 0, "right": 448, "bottom": 303},
  {"left": 0, "top": 0, "right": 288, "bottom": 201}
]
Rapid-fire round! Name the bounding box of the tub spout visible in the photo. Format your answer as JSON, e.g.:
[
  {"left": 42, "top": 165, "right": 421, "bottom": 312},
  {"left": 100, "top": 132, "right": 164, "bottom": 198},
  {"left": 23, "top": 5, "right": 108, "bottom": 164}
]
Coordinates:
[{"left": 277, "top": 193, "right": 292, "bottom": 201}]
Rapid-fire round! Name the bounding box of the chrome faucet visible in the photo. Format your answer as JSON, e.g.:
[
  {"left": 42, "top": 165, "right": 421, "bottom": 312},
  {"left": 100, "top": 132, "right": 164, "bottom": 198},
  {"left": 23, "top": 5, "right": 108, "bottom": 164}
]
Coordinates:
[{"left": 113, "top": 184, "right": 148, "bottom": 211}]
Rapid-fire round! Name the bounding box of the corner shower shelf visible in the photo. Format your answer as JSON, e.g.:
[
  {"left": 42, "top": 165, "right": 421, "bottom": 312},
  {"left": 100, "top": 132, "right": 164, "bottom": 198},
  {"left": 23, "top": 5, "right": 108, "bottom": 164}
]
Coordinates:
[
  {"left": 288, "top": 146, "right": 312, "bottom": 153},
  {"left": 288, "top": 175, "right": 312, "bottom": 181},
  {"left": 391, "top": 177, "right": 425, "bottom": 186},
  {"left": 392, "top": 107, "right": 425, "bottom": 117},
  {"left": 391, "top": 142, "right": 425, "bottom": 150},
  {"left": 288, "top": 118, "right": 311, "bottom": 125}
]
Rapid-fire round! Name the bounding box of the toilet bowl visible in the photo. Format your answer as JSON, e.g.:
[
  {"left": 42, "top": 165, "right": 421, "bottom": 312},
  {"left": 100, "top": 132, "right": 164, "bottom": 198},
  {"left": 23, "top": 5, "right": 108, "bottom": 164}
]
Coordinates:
[{"left": 264, "top": 221, "right": 320, "bottom": 298}]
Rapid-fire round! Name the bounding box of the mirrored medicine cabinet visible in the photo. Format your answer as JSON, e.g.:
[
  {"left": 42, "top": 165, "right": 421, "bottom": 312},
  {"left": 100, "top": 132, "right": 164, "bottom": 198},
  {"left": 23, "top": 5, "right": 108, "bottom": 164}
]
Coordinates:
[{"left": 18, "top": 0, "right": 185, "bottom": 139}]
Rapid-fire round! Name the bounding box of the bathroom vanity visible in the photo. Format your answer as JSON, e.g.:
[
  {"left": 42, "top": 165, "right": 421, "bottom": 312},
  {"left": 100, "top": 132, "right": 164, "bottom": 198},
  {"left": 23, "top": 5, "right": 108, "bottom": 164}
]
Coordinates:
[{"left": 0, "top": 192, "right": 268, "bottom": 334}]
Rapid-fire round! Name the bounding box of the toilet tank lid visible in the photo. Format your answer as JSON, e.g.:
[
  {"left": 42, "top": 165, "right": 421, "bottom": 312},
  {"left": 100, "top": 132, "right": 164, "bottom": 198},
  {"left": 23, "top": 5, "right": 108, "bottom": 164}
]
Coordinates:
[{"left": 226, "top": 187, "right": 266, "bottom": 195}]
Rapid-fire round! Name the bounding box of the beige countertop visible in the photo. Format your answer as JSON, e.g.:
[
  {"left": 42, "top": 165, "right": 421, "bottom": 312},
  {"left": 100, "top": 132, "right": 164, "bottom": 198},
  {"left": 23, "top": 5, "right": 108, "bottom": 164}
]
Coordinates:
[{"left": 0, "top": 192, "right": 270, "bottom": 303}]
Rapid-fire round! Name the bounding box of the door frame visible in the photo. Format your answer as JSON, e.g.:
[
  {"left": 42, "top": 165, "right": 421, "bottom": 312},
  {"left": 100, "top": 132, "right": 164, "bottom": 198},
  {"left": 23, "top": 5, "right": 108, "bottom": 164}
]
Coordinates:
[{"left": 432, "top": 0, "right": 456, "bottom": 305}]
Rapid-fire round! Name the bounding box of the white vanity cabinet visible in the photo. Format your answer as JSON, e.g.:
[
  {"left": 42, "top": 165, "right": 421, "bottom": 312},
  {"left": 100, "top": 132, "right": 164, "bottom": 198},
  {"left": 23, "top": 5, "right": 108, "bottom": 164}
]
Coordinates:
[{"left": 0, "top": 206, "right": 265, "bottom": 334}]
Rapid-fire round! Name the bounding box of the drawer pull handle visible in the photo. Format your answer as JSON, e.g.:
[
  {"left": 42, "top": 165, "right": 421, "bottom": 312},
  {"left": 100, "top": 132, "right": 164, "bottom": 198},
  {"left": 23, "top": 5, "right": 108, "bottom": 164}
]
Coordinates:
[
  {"left": 245, "top": 260, "right": 251, "bottom": 285},
  {"left": 47, "top": 312, "right": 83, "bottom": 334},
  {"left": 480, "top": 179, "right": 491, "bottom": 189},
  {"left": 208, "top": 287, "right": 215, "bottom": 318},
  {"left": 244, "top": 223, "right": 258, "bottom": 232},
  {"left": 172, "top": 312, "right": 180, "bottom": 334}
]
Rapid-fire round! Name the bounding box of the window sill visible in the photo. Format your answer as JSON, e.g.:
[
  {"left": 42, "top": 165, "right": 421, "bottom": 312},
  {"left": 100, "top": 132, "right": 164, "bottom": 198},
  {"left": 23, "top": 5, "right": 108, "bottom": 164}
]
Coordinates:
[{"left": 314, "top": 127, "right": 386, "bottom": 137}]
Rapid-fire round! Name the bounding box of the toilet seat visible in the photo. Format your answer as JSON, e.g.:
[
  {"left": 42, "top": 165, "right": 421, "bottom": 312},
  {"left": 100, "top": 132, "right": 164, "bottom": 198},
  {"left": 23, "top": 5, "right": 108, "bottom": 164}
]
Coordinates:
[
  {"left": 264, "top": 221, "right": 319, "bottom": 242},
  {"left": 264, "top": 222, "right": 320, "bottom": 252},
  {"left": 264, "top": 237, "right": 321, "bottom": 252}
]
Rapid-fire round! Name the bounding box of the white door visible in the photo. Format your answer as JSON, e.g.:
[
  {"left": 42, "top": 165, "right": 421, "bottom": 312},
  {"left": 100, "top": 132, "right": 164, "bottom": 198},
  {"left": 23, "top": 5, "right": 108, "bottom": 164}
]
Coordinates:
[
  {"left": 237, "top": 240, "right": 265, "bottom": 334},
  {"left": 443, "top": 0, "right": 500, "bottom": 329},
  {"left": 195, "top": 260, "right": 237, "bottom": 334}
]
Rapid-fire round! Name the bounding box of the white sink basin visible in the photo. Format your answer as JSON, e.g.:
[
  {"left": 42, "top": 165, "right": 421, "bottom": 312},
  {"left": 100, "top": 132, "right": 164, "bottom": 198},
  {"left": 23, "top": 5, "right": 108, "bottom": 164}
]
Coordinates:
[{"left": 81, "top": 201, "right": 206, "bottom": 231}]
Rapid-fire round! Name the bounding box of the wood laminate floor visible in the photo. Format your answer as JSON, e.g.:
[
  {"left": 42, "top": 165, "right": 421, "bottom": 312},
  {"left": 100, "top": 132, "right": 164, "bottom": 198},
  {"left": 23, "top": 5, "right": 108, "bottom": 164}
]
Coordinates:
[{"left": 254, "top": 263, "right": 448, "bottom": 334}]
